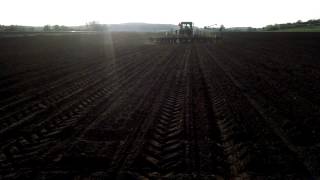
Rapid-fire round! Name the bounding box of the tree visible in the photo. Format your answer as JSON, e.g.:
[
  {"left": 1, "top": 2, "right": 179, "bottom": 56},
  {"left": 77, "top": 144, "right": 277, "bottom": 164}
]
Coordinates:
[
  {"left": 0, "top": 25, "right": 5, "bottom": 32},
  {"left": 219, "top": 25, "right": 225, "bottom": 32},
  {"left": 86, "top": 21, "right": 108, "bottom": 31},
  {"left": 43, "top": 25, "right": 51, "bottom": 31},
  {"left": 86, "top": 21, "right": 98, "bottom": 31},
  {"left": 60, "top": 26, "right": 69, "bottom": 31},
  {"left": 53, "top": 25, "right": 60, "bottom": 31}
]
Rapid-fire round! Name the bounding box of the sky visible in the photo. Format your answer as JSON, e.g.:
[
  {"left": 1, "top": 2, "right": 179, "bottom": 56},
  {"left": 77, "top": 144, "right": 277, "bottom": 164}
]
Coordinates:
[{"left": 1, "top": 0, "right": 319, "bottom": 28}]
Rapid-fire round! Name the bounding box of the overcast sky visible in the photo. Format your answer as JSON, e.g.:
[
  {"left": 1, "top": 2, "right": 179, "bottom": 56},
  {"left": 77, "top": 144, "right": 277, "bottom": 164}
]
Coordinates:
[{"left": 1, "top": 0, "right": 319, "bottom": 27}]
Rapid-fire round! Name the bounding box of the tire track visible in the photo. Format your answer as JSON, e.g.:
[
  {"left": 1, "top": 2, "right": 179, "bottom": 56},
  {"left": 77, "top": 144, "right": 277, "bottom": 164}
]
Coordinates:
[
  {"left": 122, "top": 45, "right": 191, "bottom": 179},
  {"left": 187, "top": 46, "right": 229, "bottom": 178},
  {"left": 106, "top": 47, "right": 185, "bottom": 175},
  {"left": 136, "top": 87, "right": 185, "bottom": 176}
]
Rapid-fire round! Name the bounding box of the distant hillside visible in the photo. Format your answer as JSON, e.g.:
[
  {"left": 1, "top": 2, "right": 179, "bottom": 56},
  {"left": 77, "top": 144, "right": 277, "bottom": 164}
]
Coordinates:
[{"left": 263, "top": 19, "right": 320, "bottom": 32}]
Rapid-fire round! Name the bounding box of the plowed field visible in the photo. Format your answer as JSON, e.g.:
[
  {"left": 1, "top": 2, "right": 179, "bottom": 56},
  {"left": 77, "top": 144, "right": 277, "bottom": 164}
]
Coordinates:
[{"left": 1, "top": 32, "right": 320, "bottom": 179}]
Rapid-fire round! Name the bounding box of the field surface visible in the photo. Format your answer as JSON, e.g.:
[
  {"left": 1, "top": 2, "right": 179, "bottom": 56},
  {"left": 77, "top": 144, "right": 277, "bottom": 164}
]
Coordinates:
[{"left": 0, "top": 32, "right": 320, "bottom": 179}]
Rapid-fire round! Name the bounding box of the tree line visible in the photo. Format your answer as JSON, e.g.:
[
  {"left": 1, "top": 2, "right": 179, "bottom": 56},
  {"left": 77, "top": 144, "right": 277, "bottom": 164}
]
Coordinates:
[
  {"left": 262, "top": 19, "right": 320, "bottom": 31},
  {"left": 0, "top": 24, "right": 72, "bottom": 32},
  {"left": 0, "top": 21, "right": 108, "bottom": 32},
  {"left": 0, "top": 25, "right": 37, "bottom": 32}
]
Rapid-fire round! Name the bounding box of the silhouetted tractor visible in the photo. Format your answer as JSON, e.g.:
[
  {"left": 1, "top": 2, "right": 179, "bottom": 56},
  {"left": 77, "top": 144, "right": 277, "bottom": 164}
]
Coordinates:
[
  {"left": 152, "top": 21, "right": 217, "bottom": 44},
  {"left": 178, "top": 22, "right": 193, "bottom": 43}
]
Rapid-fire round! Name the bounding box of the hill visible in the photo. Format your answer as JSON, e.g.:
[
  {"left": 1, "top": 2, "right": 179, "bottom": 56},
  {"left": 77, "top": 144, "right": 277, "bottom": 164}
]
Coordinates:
[{"left": 263, "top": 19, "right": 320, "bottom": 32}]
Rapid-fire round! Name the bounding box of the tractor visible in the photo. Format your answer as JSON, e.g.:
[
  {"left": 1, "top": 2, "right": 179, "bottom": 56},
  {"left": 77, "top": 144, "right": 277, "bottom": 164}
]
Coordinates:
[
  {"left": 151, "top": 21, "right": 217, "bottom": 44},
  {"left": 178, "top": 22, "right": 194, "bottom": 43}
]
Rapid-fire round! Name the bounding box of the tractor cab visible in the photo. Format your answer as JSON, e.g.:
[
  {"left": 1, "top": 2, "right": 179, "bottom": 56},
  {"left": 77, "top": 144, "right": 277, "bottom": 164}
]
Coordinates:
[{"left": 179, "top": 22, "right": 193, "bottom": 37}]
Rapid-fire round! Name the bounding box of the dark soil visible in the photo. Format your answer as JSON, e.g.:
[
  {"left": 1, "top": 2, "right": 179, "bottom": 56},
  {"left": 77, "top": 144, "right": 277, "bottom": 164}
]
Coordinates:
[{"left": 0, "top": 32, "right": 320, "bottom": 179}]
